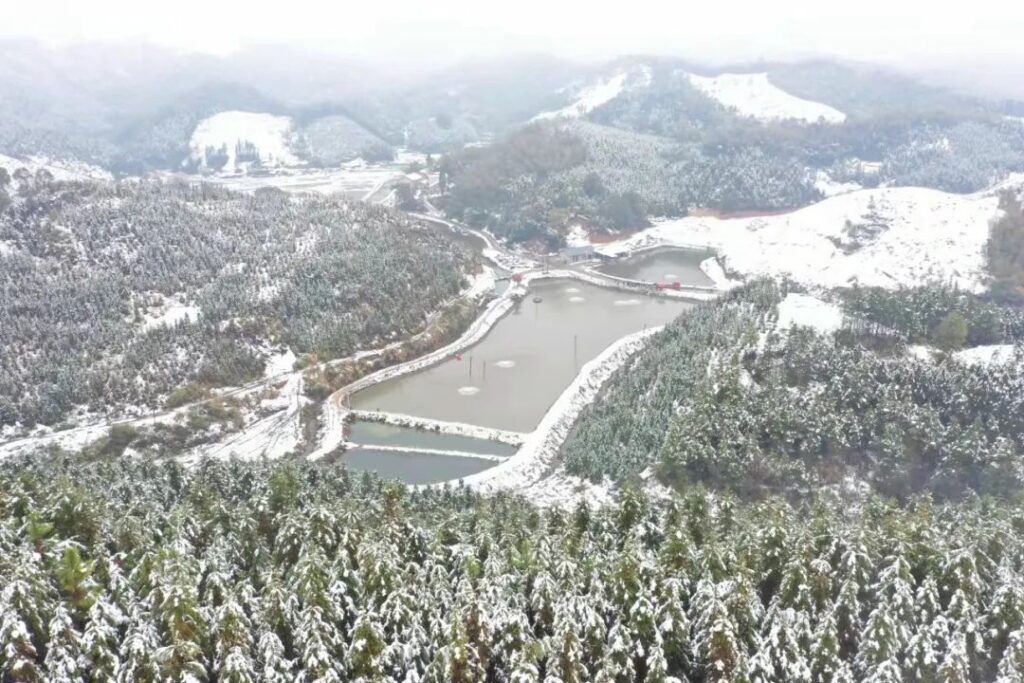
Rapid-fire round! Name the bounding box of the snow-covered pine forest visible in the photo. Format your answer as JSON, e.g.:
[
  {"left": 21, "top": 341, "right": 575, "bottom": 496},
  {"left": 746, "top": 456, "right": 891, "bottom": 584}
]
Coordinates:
[
  {"left": 563, "top": 281, "right": 1024, "bottom": 500},
  {"left": 0, "top": 172, "right": 475, "bottom": 429},
  {"left": 2, "top": 456, "right": 1024, "bottom": 682}
]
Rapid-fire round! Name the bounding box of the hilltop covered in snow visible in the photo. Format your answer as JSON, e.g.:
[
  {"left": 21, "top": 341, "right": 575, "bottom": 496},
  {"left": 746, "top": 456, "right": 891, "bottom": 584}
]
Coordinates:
[
  {"left": 532, "top": 67, "right": 654, "bottom": 121},
  {"left": 686, "top": 72, "right": 847, "bottom": 124},
  {"left": 533, "top": 74, "right": 627, "bottom": 120},
  {"left": 600, "top": 183, "right": 1012, "bottom": 292}
]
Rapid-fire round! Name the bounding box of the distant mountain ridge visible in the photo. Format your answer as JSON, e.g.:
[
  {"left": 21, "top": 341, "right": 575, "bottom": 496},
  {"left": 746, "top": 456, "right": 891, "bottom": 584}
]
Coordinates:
[{"left": 1, "top": 41, "right": 1021, "bottom": 187}]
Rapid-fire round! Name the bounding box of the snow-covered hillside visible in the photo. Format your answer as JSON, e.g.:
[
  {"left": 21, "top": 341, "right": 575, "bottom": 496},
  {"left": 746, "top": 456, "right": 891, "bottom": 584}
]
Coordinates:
[
  {"left": 814, "top": 170, "right": 862, "bottom": 197},
  {"left": 188, "top": 111, "right": 301, "bottom": 173},
  {"left": 687, "top": 72, "right": 847, "bottom": 124},
  {"left": 0, "top": 153, "right": 112, "bottom": 182},
  {"left": 532, "top": 69, "right": 643, "bottom": 121},
  {"left": 601, "top": 183, "right": 1012, "bottom": 292}
]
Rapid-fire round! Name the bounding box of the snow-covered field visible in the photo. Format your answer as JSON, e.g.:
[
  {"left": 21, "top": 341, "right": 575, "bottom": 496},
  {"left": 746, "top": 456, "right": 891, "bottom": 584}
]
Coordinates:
[
  {"left": 193, "top": 165, "right": 394, "bottom": 199},
  {"left": 263, "top": 349, "right": 297, "bottom": 378},
  {"left": 140, "top": 298, "right": 201, "bottom": 331},
  {"left": 188, "top": 111, "right": 301, "bottom": 173},
  {"left": 461, "top": 266, "right": 497, "bottom": 299},
  {"left": 775, "top": 293, "right": 844, "bottom": 333},
  {"left": 686, "top": 72, "right": 846, "bottom": 124},
  {"left": 955, "top": 344, "right": 1021, "bottom": 366},
  {"left": 599, "top": 184, "right": 1008, "bottom": 292},
  {"left": 910, "top": 343, "right": 1021, "bottom": 367},
  {"left": 175, "top": 151, "right": 429, "bottom": 202}
]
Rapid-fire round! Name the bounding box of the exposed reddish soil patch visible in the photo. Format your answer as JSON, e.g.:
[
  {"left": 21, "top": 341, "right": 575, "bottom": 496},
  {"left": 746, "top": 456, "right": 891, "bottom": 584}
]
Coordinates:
[
  {"left": 688, "top": 206, "right": 798, "bottom": 219},
  {"left": 587, "top": 228, "right": 646, "bottom": 244}
]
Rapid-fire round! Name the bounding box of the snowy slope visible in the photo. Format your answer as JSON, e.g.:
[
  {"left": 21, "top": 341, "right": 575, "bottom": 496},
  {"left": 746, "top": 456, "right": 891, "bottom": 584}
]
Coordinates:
[
  {"left": 189, "top": 111, "right": 301, "bottom": 173},
  {"left": 907, "top": 344, "right": 1020, "bottom": 366},
  {"left": 533, "top": 72, "right": 629, "bottom": 121},
  {"left": 954, "top": 344, "right": 1020, "bottom": 366},
  {"left": 687, "top": 72, "right": 846, "bottom": 124},
  {"left": 814, "top": 170, "right": 862, "bottom": 197},
  {"left": 600, "top": 184, "right": 1009, "bottom": 292},
  {"left": 0, "top": 153, "right": 112, "bottom": 182}
]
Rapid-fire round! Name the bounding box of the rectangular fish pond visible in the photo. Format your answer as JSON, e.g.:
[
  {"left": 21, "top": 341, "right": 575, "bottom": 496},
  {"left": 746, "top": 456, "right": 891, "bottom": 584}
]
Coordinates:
[
  {"left": 598, "top": 247, "right": 716, "bottom": 287},
  {"left": 350, "top": 278, "right": 693, "bottom": 433},
  {"left": 346, "top": 419, "right": 517, "bottom": 457},
  {"left": 341, "top": 448, "right": 498, "bottom": 485},
  {"left": 340, "top": 420, "right": 516, "bottom": 485}
]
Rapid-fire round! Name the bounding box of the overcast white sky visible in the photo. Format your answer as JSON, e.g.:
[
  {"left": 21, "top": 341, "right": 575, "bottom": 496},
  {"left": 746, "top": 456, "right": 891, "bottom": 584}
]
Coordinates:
[{"left": 3, "top": 0, "right": 1023, "bottom": 69}]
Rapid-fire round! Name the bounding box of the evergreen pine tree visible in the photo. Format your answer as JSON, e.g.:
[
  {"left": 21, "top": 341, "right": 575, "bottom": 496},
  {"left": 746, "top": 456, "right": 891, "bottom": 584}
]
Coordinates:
[
  {"left": 81, "top": 599, "right": 124, "bottom": 682},
  {"left": 116, "top": 608, "right": 161, "bottom": 683},
  {"left": 0, "top": 609, "right": 43, "bottom": 683},
  {"left": 348, "top": 612, "right": 388, "bottom": 682},
  {"left": 255, "top": 629, "right": 294, "bottom": 683},
  {"left": 43, "top": 604, "right": 85, "bottom": 683}
]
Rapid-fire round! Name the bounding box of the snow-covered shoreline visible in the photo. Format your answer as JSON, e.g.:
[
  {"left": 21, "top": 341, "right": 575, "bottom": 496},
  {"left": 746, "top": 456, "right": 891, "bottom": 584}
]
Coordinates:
[
  {"left": 549, "top": 267, "right": 719, "bottom": 301},
  {"left": 452, "top": 326, "right": 663, "bottom": 505},
  {"left": 346, "top": 443, "right": 508, "bottom": 462},
  {"left": 579, "top": 246, "right": 726, "bottom": 294},
  {"left": 350, "top": 410, "right": 526, "bottom": 446}
]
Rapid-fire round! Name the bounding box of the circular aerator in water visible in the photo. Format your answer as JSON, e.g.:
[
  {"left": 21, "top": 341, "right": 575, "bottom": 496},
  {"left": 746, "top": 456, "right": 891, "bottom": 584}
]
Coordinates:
[{"left": 457, "top": 386, "right": 481, "bottom": 396}]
